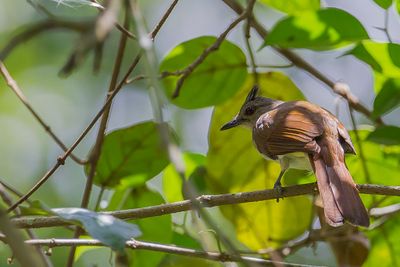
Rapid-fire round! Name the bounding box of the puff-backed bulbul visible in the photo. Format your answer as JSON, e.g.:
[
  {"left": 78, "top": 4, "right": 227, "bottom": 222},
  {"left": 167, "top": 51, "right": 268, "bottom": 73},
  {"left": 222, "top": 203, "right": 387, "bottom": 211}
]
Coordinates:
[{"left": 220, "top": 86, "right": 369, "bottom": 227}]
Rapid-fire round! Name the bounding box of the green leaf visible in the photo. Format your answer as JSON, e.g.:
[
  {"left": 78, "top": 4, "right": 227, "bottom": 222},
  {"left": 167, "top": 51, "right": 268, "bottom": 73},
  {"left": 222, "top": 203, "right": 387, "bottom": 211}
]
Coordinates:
[
  {"left": 163, "top": 153, "right": 206, "bottom": 203},
  {"left": 123, "top": 187, "right": 173, "bottom": 267},
  {"left": 52, "top": 208, "right": 141, "bottom": 252},
  {"left": 259, "top": 0, "right": 320, "bottom": 15},
  {"left": 367, "top": 126, "right": 400, "bottom": 145},
  {"left": 263, "top": 8, "right": 368, "bottom": 49},
  {"left": 206, "top": 72, "right": 312, "bottom": 249},
  {"left": 346, "top": 129, "right": 400, "bottom": 208},
  {"left": 373, "top": 78, "right": 400, "bottom": 117},
  {"left": 89, "top": 121, "right": 169, "bottom": 188},
  {"left": 160, "top": 36, "right": 247, "bottom": 109},
  {"left": 373, "top": 0, "right": 393, "bottom": 9},
  {"left": 345, "top": 41, "right": 400, "bottom": 93}
]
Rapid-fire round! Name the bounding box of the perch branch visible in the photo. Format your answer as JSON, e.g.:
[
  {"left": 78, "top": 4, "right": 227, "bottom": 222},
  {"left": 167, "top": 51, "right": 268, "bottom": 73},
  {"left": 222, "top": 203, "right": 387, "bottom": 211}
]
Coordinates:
[
  {"left": 13, "top": 238, "right": 322, "bottom": 267},
  {"left": 11, "top": 183, "right": 400, "bottom": 229}
]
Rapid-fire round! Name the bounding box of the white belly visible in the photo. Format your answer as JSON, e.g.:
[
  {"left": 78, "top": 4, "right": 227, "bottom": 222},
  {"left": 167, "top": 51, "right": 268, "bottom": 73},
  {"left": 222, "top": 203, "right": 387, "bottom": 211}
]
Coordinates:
[{"left": 278, "top": 152, "right": 312, "bottom": 171}]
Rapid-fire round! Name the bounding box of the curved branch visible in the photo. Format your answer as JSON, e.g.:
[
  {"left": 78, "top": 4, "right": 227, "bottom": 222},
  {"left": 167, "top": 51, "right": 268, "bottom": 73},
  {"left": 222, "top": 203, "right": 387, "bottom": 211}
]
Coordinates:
[{"left": 11, "top": 183, "right": 400, "bottom": 229}]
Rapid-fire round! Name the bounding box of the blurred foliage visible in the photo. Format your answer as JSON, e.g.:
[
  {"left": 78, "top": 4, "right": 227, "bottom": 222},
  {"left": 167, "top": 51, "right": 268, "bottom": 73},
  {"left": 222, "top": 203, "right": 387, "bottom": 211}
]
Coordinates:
[{"left": 0, "top": 0, "right": 400, "bottom": 267}]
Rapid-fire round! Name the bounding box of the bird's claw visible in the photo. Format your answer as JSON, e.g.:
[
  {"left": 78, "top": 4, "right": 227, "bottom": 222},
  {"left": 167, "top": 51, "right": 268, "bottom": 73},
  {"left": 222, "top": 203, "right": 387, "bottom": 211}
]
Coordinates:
[{"left": 273, "top": 182, "right": 284, "bottom": 202}]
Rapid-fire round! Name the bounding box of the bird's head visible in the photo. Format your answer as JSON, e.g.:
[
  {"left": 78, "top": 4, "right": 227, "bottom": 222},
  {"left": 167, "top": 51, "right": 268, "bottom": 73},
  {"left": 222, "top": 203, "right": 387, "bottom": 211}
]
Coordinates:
[{"left": 220, "top": 85, "right": 281, "bottom": 130}]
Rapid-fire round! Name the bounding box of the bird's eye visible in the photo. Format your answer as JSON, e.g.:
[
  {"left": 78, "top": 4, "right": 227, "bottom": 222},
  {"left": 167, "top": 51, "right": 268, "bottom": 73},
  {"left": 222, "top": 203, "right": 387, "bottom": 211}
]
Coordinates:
[{"left": 244, "top": 106, "right": 255, "bottom": 116}]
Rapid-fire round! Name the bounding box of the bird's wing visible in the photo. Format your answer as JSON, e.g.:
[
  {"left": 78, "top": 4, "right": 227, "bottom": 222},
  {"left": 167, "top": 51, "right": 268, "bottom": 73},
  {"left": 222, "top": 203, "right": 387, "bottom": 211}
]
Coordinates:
[{"left": 252, "top": 102, "right": 323, "bottom": 158}]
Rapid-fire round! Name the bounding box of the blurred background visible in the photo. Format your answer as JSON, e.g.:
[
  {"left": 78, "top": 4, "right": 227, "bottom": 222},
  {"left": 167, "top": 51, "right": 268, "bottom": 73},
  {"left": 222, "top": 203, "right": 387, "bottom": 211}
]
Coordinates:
[{"left": 1, "top": 0, "right": 400, "bottom": 266}]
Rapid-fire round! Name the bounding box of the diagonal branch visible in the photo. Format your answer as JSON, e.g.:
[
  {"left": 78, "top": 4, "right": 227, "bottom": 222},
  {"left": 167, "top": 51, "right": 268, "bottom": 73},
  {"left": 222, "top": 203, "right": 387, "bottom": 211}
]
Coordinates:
[
  {"left": 221, "top": 0, "right": 383, "bottom": 125},
  {"left": 0, "top": 62, "right": 86, "bottom": 164},
  {"left": 10, "top": 183, "right": 400, "bottom": 229}
]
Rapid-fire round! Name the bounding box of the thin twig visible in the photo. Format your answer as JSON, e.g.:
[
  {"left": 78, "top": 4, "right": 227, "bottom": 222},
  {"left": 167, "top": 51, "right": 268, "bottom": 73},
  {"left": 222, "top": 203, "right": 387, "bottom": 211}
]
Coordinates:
[
  {"left": 17, "top": 238, "right": 325, "bottom": 267},
  {"left": 10, "top": 183, "right": 400, "bottom": 229},
  {"left": 149, "top": 0, "right": 179, "bottom": 39},
  {"left": 0, "top": 62, "right": 86, "bottom": 165},
  {"left": 66, "top": 5, "right": 131, "bottom": 265},
  {"left": 171, "top": 7, "right": 251, "bottom": 98},
  {"left": 94, "top": 186, "right": 106, "bottom": 211},
  {"left": 243, "top": 2, "right": 258, "bottom": 84},
  {"left": 374, "top": 9, "right": 393, "bottom": 42},
  {"left": 221, "top": 0, "right": 383, "bottom": 125}
]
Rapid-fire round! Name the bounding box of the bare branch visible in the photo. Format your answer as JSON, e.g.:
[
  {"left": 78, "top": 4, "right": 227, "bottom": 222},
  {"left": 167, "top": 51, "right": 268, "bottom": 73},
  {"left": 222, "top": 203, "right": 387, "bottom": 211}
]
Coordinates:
[
  {"left": 19, "top": 238, "right": 322, "bottom": 267},
  {"left": 10, "top": 183, "right": 400, "bottom": 229}
]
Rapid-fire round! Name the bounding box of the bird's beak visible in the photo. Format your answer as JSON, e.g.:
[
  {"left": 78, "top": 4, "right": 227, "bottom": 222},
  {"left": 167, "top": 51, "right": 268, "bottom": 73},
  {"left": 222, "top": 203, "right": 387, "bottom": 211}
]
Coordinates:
[{"left": 220, "top": 117, "right": 241, "bottom": 131}]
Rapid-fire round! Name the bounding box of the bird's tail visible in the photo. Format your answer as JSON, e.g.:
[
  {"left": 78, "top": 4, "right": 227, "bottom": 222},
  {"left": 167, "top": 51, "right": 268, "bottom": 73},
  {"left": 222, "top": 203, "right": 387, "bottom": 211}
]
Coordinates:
[{"left": 309, "top": 138, "right": 370, "bottom": 227}]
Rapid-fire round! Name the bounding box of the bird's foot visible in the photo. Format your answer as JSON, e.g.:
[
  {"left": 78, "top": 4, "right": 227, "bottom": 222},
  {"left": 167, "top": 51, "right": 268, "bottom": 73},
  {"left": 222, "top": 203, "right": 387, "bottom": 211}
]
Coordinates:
[{"left": 273, "top": 181, "right": 284, "bottom": 203}]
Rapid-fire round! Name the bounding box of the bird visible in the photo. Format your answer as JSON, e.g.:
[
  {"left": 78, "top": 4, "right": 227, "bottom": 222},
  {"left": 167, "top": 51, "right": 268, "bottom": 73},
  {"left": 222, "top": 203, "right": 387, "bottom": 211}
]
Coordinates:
[{"left": 220, "top": 85, "right": 369, "bottom": 227}]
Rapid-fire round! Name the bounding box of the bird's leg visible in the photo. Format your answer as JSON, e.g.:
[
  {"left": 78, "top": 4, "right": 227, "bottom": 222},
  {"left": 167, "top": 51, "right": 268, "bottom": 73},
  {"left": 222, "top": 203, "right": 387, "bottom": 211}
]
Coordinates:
[
  {"left": 273, "top": 169, "right": 286, "bottom": 202},
  {"left": 274, "top": 158, "right": 288, "bottom": 202}
]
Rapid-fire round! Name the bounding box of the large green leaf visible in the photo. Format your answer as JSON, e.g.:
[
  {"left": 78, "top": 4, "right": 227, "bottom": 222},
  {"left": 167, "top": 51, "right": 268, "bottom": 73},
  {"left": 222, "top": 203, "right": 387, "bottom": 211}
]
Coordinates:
[
  {"left": 52, "top": 208, "right": 141, "bottom": 252},
  {"left": 263, "top": 8, "right": 368, "bottom": 49},
  {"left": 367, "top": 126, "right": 400, "bottom": 145},
  {"left": 345, "top": 41, "right": 400, "bottom": 93},
  {"left": 206, "top": 72, "right": 312, "bottom": 249},
  {"left": 259, "top": 0, "right": 320, "bottom": 15},
  {"left": 163, "top": 153, "right": 206, "bottom": 203},
  {"left": 373, "top": 78, "right": 400, "bottom": 118},
  {"left": 123, "top": 187, "right": 173, "bottom": 267},
  {"left": 160, "top": 36, "right": 247, "bottom": 109},
  {"left": 89, "top": 121, "right": 169, "bottom": 188}
]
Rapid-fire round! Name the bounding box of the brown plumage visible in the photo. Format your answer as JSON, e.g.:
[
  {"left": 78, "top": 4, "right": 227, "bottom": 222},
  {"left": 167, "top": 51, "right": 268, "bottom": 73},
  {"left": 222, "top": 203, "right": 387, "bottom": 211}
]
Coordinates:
[{"left": 221, "top": 86, "right": 369, "bottom": 227}]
